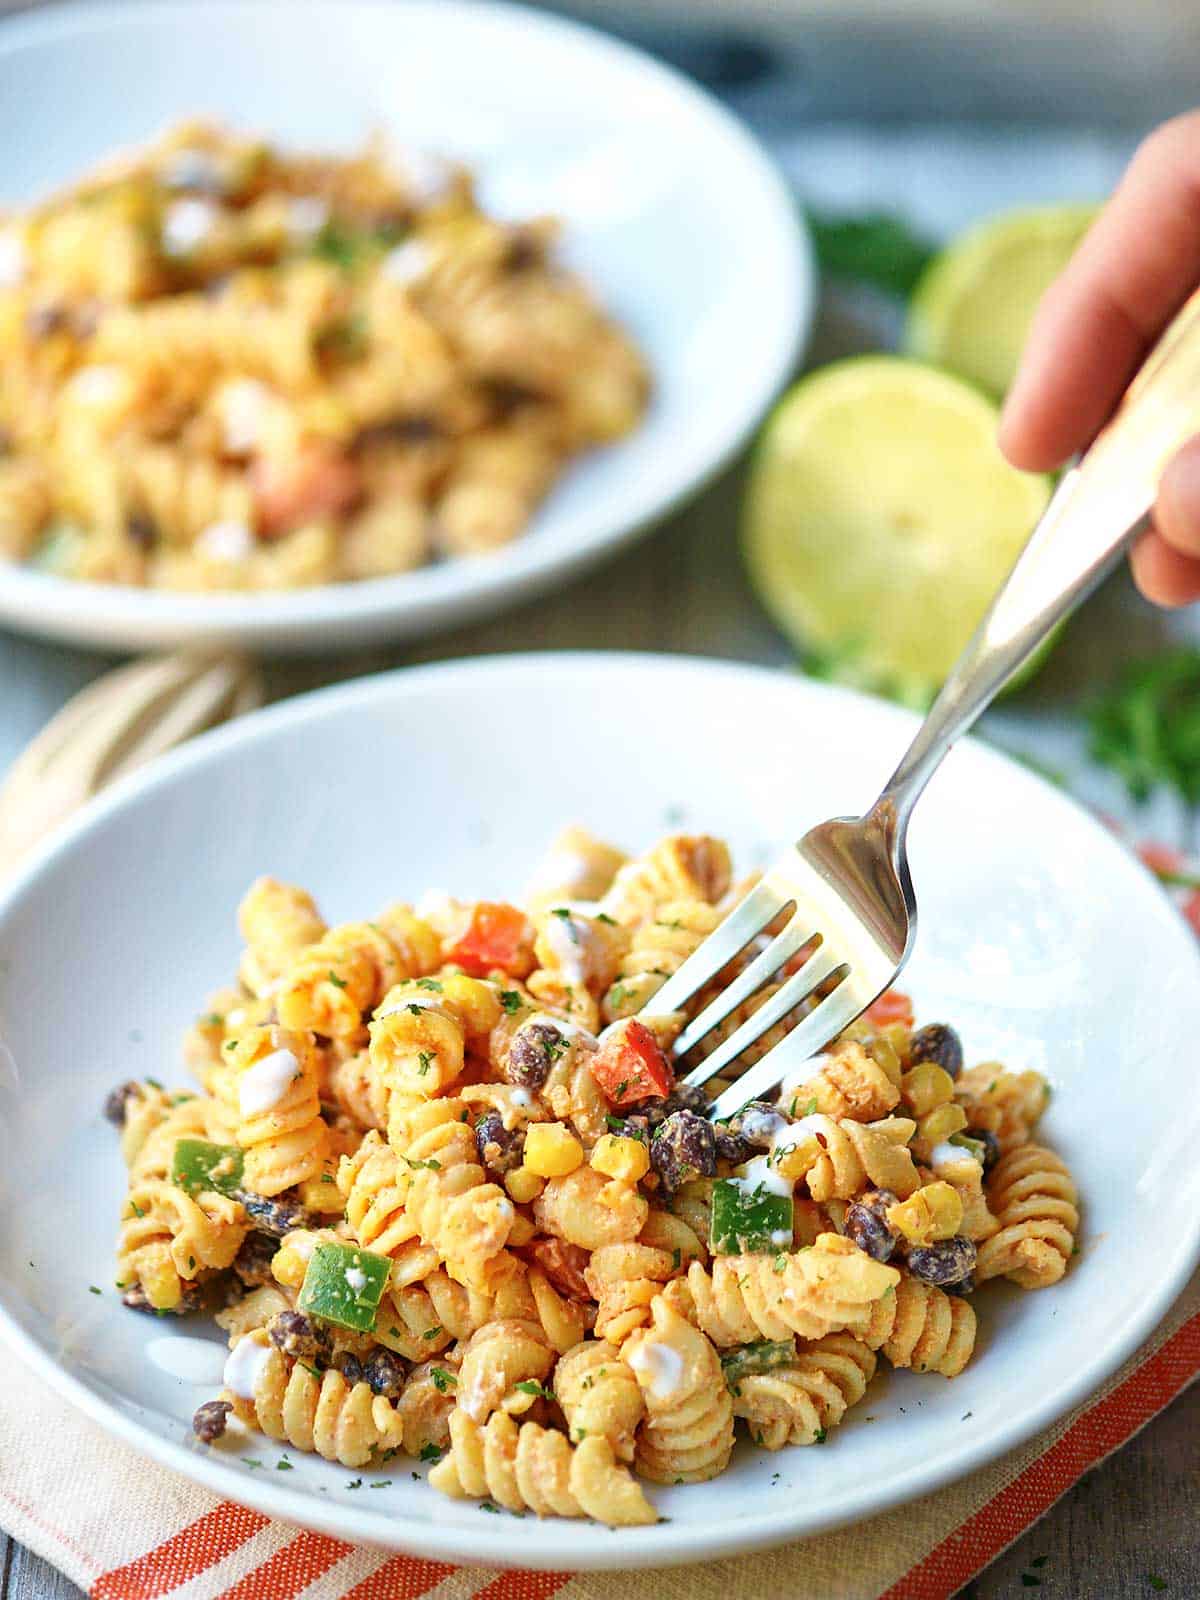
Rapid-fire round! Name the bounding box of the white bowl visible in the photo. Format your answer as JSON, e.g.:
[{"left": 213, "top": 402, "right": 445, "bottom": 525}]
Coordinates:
[
  {"left": 0, "top": 1, "right": 811, "bottom": 656},
  {"left": 1, "top": 653, "right": 1197, "bottom": 1569}
]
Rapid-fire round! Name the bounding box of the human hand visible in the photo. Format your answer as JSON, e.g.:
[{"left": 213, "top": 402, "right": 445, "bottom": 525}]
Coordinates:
[{"left": 999, "top": 113, "right": 1200, "bottom": 606}]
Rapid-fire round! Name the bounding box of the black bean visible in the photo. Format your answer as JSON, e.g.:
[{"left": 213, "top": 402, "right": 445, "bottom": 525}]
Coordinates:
[
  {"left": 26, "top": 303, "right": 71, "bottom": 338},
  {"left": 946, "top": 1274, "right": 976, "bottom": 1297},
  {"left": 231, "top": 1232, "right": 278, "bottom": 1288},
  {"left": 268, "top": 1310, "right": 332, "bottom": 1365},
  {"left": 192, "top": 1399, "right": 232, "bottom": 1443},
  {"left": 845, "top": 1189, "right": 901, "bottom": 1263},
  {"left": 122, "top": 1280, "right": 204, "bottom": 1316},
  {"left": 236, "top": 1191, "right": 316, "bottom": 1238},
  {"left": 717, "top": 1100, "right": 785, "bottom": 1163},
  {"left": 663, "top": 1083, "right": 710, "bottom": 1118},
  {"left": 504, "top": 1021, "right": 569, "bottom": 1090},
  {"left": 354, "top": 415, "right": 439, "bottom": 451},
  {"left": 103, "top": 1080, "right": 143, "bottom": 1127},
  {"left": 363, "top": 1348, "right": 407, "bottom": 1398},
  {"left": 908, "top": 1024, "right": 964, "bottom": 1080},
  {"left": 505, "top": 228, "right": 543, "bottom": 272},
  {"left": 904, "top": 1235, "right": 977, "bottom": 1287},
  {"left": 334, "top": 1351, "right": 365, "bottom": 1385},
  {"left": 650, "top": 1110, "right": 717, "bottom": 1194},
  {"left": 966, "top": 1126, "right": 1002, "bottom": 1173},
  {"left": 126, "top": 511, "right": 158, "bottom": 550},
  {"left": 474, "top": 1111, "right": 525, "bottom": 1175}
]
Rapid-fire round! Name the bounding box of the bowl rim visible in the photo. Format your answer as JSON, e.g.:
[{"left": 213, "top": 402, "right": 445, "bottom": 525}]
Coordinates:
[
  {"left": 0, "top": 0, "right": 814, "bottom": 653},
  {"left": 2, "top": 651, "right": 1197, "bottom": 1569}
]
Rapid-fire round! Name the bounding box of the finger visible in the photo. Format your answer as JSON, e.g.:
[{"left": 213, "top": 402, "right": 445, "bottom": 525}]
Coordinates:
[
  {"left": 1000, "top": 112, "right": 1200, "bottom": 471},
  {"left": 1154, "top": 434, "right": 1200, "bottom": 559},
  {"left": 1130, "top": 528, "right": 1200, "bottom": 607}
]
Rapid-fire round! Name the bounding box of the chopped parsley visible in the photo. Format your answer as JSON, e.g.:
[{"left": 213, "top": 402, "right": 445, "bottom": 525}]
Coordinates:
[
  {"left": 422, "top": 1325, "right": 444, "bottom": 1340},
  {"left": 327, "top": 970, "right": 348, "bottom": 989},
  {"left": 346, "top": 1478, "right": 363, "bottom": 1490},
  {"left": 479, "top": 1500, "right": 501, "bottom": 1513},
  {"left": 430, "top": 1367, "right": 457, "bottom": 1393},
  {"left": 419, "top": 1441, "right": 444, "bottom": 1462},
  {"left": 276, "top": 1459, "right": 294, "bottom": 1471},
  {"left": 415, "top": 978, "right": 443, "bottom": 991},
  {"left": 514, "top": 1380, "right": 555, "bottom": 1400},
  {"left": 88, "top": 1285, "right": 102, "bottom": 1296},
  {"left": 499, "top": 990, "right": 523, "bottom": 1015},
  {"left": 417, "top": 1051, "right": 435, "bottom": 1077}
]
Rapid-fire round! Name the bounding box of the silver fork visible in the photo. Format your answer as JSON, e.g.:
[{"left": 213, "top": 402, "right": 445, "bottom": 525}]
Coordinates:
[{"left": 648, "top": 285, "right": 1200, "bottom": 1121}]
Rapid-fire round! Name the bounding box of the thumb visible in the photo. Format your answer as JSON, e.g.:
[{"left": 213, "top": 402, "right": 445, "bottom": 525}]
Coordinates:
[{"left": 1130, "top": 435, "right": 1200, "bottom": 606}]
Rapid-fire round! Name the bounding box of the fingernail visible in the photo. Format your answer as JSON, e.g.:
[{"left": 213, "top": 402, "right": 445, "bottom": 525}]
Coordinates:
[{"left": 1156, "top": 436, "right": 1200, "bottom": 557}]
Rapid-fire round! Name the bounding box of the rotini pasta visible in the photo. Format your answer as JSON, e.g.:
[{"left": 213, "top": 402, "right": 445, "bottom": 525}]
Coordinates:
[
  {"left": 102, "top": 829, "right": 1078, "bottom": 1525},
  {"left": 1, "top": 123, "right": 648, "bottom": 591}
]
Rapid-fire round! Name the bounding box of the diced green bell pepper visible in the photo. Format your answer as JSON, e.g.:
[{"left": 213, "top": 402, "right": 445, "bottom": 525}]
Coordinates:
[
  {"left": 948, "top": 1133, "right": 987, "bottom": 1163},
  {"left": 171, "top": 1138, "right": 244, "bottom": 1197},
  {"left": 720, "top": 1339, "right": 796, "bottom": 1392},
  {"left": 709, "top": 1177, "right": 794, "bottom": 1255},
  {"left": 298, "top": 1242, "right": 391, "bottom": 1333}
]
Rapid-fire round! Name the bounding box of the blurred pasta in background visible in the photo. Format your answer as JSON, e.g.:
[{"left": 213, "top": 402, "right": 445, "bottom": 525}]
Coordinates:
[{"left": 0, "top": 122, "right": 648, "bottom": 590}]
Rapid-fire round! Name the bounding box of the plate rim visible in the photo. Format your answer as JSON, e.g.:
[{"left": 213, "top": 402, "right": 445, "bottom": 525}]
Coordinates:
[
  {"left": 0, "top": 0, "right": 814, "bottom": 654},
  {"left": 1, "top": 651, "right": 1197, "bottom": 1569}
]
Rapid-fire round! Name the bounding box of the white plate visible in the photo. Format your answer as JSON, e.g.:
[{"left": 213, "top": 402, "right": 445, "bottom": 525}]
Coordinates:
[
  {"left": 0, "top": 1, "right": 811, "bottom": 656},
  {"left": 1, "top": 654, "right": 1197, "bottom": 1569}
]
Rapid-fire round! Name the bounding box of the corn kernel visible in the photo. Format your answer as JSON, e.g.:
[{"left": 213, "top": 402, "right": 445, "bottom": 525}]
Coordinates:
[
  {"left": 523, "top": 1122, "right": 584, "bottom": 1178},
  {"left": 297, "top": 1165, "right": 347, "bottom": 1214},
  {"left": 887, "top": 1181, "right": 964, "bottom": 1246},
  {"left": 919, "top": 1103, "right": 968, "bottom": 1146},
  {"left": 507, "top": 1213, "right": 537, "bottom": 1247},
  {"left": 505, "top": 1165, "right": 545, "bottom": 1204},
  {"left": 590, "top": 1133, "right": 651, "bottom": 1183},
  {"left": 902, "top": 1062, "right": 955, "bottom": 1117}
]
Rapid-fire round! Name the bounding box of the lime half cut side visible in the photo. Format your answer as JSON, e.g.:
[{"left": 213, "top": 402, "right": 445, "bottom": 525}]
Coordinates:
[
  {"left": 742, "top": 357, "right": 1054, "bottom": 701},
  {"left": 905, "top": 203, "right": 1097, "bottom": 397}
]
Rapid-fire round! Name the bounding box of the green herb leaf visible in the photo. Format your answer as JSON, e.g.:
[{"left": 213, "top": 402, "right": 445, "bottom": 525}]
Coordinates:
[
  {"left": 419, "top": 1441, "right": 444, "bottom": 1461},
  {"left": 513, "top": 1379, "right": 555, "bottom": 1400},
  {"left": 1089, "top": 651, "right": 1200, "bottom": 805},
  {"left": 807, "top": 209, "right": 936, "bottom": 300},
  {"left": 499, "top": 990, "right": 523, "bottom": 1015}
]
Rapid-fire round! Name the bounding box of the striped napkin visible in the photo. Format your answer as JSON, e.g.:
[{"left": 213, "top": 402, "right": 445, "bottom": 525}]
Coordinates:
[{"left": 2, "top": 839, "right": 1197, "bottom": 1600}]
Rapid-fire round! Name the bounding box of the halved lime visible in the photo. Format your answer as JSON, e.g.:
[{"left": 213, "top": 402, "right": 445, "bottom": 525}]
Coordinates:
[
  {"left": 742, "top": 357, "right": 1054, "bottom": 701},
  {"left": 905, "top": 204, "right": 1097, "bottom": 396}
]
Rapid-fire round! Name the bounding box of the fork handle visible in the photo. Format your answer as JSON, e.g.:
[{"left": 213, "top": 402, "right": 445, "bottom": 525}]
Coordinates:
[{"left": 878, "top": 283, "right": 1200, "bottom": 831}]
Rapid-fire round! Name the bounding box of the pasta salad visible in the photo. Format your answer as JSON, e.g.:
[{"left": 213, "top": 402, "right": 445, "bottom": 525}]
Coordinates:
[
  {"left": 0, "top": 123, "right": 648, "bottom": 590},
  {"left": 106, "top": 829, "right": 1078, "bottom": 1525}
]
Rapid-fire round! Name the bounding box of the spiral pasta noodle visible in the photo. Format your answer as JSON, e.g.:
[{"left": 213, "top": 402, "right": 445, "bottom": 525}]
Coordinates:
[
  {"left": 429, "top": 1409, "right": 657, "bottom": 1525},
  {"left": 799, "top": 1114, "right": 921, "bottom": 1203},
  {"left": 227, "top": 1024, "right": 330, "bottom": 1195},
  {"left": 237, "top": 876, "right": 326, "bottom": 997},
  {"left": 780, "top": 1038, "right": 904, "bottom": 1124},
  {"left": 585, "top": 1242, "right": 678, "bottom": 1343},
  {"left": 368, "top": 973, "right": 500, "bottom": 1097},
  {"left": 669, "top": 1235, "right": 900, "bottom": 1347},
  {"left": 621, "top": 1296, "right": 734, "bottom": 1484},
  {"left": 225, "top": 1332, "right": 406, "bottom": 1467},
  {"left": 554, "top": 1339, "right": 645, "bottom": 1461},
  {"left": 864, "top": 1273, "right": 977, "bottom": 1377},
  {"left": 729, "top": 1333, "right": 876, "bottom": 1448},
  {"left": 277, "top": 921, "right": 416, "bottom": 1039},
  {"left": 599, "top": 835, "right": 732, "bottom": 927},
  {"left": 975, "top": 1145, "right": 1078, "bottom": 1289},
  {"left": 118, "top": 1179, "right": 248, "bottom": 1311},
  {"left": 604, "top": 898, "right": 721, "bottom": 1021}
]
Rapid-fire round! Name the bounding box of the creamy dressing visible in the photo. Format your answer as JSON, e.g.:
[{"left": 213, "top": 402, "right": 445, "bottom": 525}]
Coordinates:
[
  {"left": 238, "top": 1048, "right": 300, "bottom": 1116},
  {"left": 344, "top": 1266, "right": 367, "bottom": 1293},
  {"left": 543, "top": 914, "right": 590, "bottom": 985},
  {"left": 769, "top": 1227, "right": 793, "bottom": 1248},
  {"left": 377, "top": 993, "right": 444, "bottom": 1020},
  {"left": 398, "top": 148, "right": 452, "bottom": 206},
  {"left": 69, "top": 365, "right": 122, "bottom": 406},
  {"left": 223, "top": 1334, "right": 272, "bottom": 1400},
  {"left": 508, "top": 1088, "right": 536, "bottom": 1112},
  {"left": 733, "top": 1154, "right": 793, "bottom": 1201},
  {"left": 930, "top": 1140, "right": 980, "bottom": 1172},
  {"left": 218, "top": 378, "right": 271, "bottom": 454},
  {"left": 627, "top": 1340, "right": 685, "bottom": 1401},
  {"left": 778, "top": 1054, "right": 832, "bottom": 1099},
  {"left": 197, "top": 519, "right": 255, "bottom": 563},
  {"left": 146, "top": 1335, "right": 228, "bottom": 1386},
  {"left": 0, "top": 227, "right": 25, "bottom": 287},
  {"left": 529, "top": 1011, "right": 596, "bottom": 1047},
  {"left": 381, "top": 239, "right": 432, "bottom": 286},
  {"left": 287, "top": 1232, "right": 318, "bottom": 1262},
  {"left": 161, "top": 197, "right": 218, "bottom": 256},
  {"left": 287, "top": 196, "right": 329, "bottom": 238},
  {"left": 734, "top": 1114, "right": 826, "bottom": 1200}
]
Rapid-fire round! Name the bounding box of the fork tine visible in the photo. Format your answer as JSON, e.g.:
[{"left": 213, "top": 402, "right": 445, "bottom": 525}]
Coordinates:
[
  {"left": 670, "top": 911, "right": 819, "bottom": 1058},
  {"left": 642, "top": 879, "right": 791, "bottom": 1018},
  {"left": 680, "top": 942, "right": 845, "bottom": 1091},
  {"left": 707, "top": 978, "right": 867, "bottom": 1120}
]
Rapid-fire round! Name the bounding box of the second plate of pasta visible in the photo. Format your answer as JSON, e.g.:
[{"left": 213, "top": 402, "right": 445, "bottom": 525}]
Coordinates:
[{"left": 0, "top": 1, "right": 810, "bottom": 653}]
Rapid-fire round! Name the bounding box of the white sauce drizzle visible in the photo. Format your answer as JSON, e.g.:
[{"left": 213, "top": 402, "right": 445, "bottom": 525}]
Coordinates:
[
  {"left": 778, "top": 1054, "right": 833, "bottom": 1100},
  {"left": 238, "top": 1048, "right": 300, "bottom": 1116},
  {"left": 287, "top": 196, "right": 329, "bottom": 238},
  {"left": 733, "top": 1154, "right": 793, "bottom": 1201},
  {"left": 769, "top": 1227, "right": 793, "bottom": 1247},
  {"left": 627, "top": 1340, "right": 685, "bottom": 1401},
  {"left": 381, "top": 239, "right": 432, "bottom": 286},
  {"left": 161, "top": 197, "right": 218, "bottom": 256},
  {"left": 69, "top": 365, "right": 122, "bottom": 406},
  {"left": 543, "top": 914, "right": 590, "bottom": 985},
  {"left": 376, "top": 993, "right": 444, "bottom": 1019},
  {"left": 344, "top": 1266, "right": 367, "bottom": 1293},
  {"left": 146, "top": 1335, "right": 228, "bottom": 1386},
  {"left": 509, "top": 1087, "right": 536, "bottom": 1111},
  {"left": 529, "top": 1011, "right": 595, "bottom": 1047},
  {"left": 218, "top": 378, "right": 271, "bottom": 455},
  {"left": 223, "top": 1334, "right": 272, "bottom": 1400},
  {"left": 0, "top": 227, "right": 26, "bottom": 287},
  {"left": 197, "top": 519, "right": 255, "bottom": 563},
  {"left": 930, "top": 1140, "right": 980, "bottom": 1172}
]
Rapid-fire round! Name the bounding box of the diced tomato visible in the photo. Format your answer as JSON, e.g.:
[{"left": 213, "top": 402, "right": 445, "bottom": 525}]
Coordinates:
[
  {"left": 1138, "top": 843, "right": 1183, "bottom": 880},
  {"left": 590, "top": 1018, "right": 674, "bottom": 1107},
  {"left": 251, "top": 445, "right": 362, "bottom": 538},
  {"left": 1183, "top": 890, "right": 1200, "bottom": 940},
  {"left": 523, "top": 1237, "right": 592, "bottom": 1301},
  {"left": 443, "top": 902, "right": 535, "bottom": 977},
  {"left": 865, "top": 989, "right": 914, "bottom": 1028}
]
